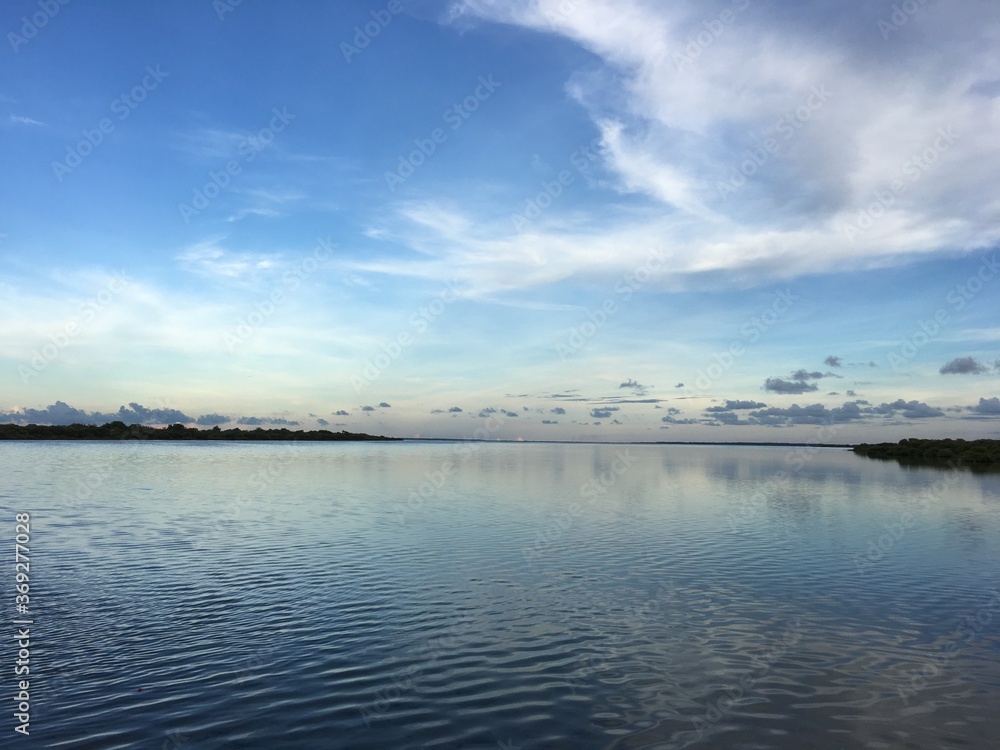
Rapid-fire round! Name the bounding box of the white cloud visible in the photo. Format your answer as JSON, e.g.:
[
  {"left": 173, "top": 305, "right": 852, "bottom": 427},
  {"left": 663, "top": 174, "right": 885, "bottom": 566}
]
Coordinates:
[
  {"left": 424, "top": 0, "right": 1000, "bottom": 293},
  {"left": 946, "top": 327, "right": 1000, "bottom": 343},
  {"left": 8, "top": 114, "right": 46, "bottom": 127},
  {"left": 226, "top": 207, "right": 281, "bottom": 223},
  {"left": 173, "top": 126, "right": 253, "bottom": 159},
  {"left": 175, "top": 239, "right": 281, "bottom": 278}
]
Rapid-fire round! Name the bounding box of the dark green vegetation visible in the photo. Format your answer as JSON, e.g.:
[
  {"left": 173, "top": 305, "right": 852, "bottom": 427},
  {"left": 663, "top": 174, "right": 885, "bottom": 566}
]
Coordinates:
[
  {"left": 853, "top": 438, "right": 1000, "bottom": 470},
  {"left": 0, "top": 421, "right": 399, "bottom": 441}
]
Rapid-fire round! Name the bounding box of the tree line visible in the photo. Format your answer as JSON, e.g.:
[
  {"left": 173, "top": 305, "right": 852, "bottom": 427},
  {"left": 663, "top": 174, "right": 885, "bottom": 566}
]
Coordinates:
[{"left": 0, "top": 421, "right": 399, "bottom": 442}]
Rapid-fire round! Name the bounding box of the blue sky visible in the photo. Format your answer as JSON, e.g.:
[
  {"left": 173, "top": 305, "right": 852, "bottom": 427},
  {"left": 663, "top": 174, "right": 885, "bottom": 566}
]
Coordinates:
[{"left": 1, "top": 0, "right": 998, "bottom": 442}]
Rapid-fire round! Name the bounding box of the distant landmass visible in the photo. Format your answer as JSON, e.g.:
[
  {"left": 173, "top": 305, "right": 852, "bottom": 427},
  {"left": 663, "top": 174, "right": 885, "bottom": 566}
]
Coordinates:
[
  {"left": 0, "top": 421, "right": 400, "bottom": 441},
  {"left": 1, "top": 428, "right": 997, "bottom": 469},
  {"left": 853, "top": 438, "right": 1000, "bottom": 470}
]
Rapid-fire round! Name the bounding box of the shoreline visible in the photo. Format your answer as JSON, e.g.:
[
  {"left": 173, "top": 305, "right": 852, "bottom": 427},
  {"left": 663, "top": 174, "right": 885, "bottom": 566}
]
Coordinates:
[{"left": 0, "top": 422, "right": 399, "bottom": 442}]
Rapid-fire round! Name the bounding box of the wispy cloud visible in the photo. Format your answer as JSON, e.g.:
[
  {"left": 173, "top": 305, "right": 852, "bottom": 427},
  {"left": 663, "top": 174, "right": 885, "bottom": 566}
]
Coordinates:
[
  {"left": 428, "top": 0, "right": 1000, "bottom": 293},
  {"left": 8, "top": 114, "right": 46, "bottom": 127},
  {"left": 175, "top": 239, "right": 281, "bottom": 278},
  {"left": 226, "top": 207, "right": 282, "bottom": 223},
  {"left": 172, "top": 126, "right": 256, "bottom": 160}
]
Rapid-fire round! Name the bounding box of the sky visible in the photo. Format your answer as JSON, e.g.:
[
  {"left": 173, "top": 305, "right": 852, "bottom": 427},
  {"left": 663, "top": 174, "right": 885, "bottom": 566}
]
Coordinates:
[{"left": 1, "top": 0, "right": 999, "bottom": 443}]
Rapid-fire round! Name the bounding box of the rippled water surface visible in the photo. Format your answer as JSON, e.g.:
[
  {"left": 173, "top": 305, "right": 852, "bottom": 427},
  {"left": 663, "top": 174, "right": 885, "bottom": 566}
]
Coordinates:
[{"left": 3, "top": 441, "right": 1000, "bottom": 749}]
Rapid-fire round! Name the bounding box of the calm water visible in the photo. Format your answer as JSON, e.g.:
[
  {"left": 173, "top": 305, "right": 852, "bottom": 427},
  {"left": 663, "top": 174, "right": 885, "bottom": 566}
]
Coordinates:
[{"left": 3, "top": 441, "right": 1000, "bottom": 749}]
